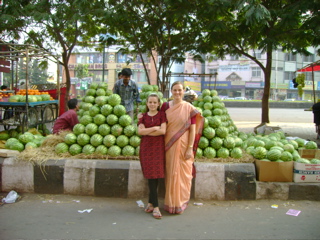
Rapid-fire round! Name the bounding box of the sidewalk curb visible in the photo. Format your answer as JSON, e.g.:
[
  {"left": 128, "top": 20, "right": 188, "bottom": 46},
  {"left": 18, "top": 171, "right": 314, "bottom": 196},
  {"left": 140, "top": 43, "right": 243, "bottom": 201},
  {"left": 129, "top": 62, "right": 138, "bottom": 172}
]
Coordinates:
[{"left": 1, "top": 158, "right": 319, "bottom": 201}]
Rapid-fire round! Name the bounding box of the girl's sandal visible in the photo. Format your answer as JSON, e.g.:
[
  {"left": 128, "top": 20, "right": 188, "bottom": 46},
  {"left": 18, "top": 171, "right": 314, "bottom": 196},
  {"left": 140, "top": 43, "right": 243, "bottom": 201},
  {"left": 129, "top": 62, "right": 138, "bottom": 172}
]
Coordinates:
[
  {"left": 152, "top": 209, "right": 162, "bottom": 219},
  {"left": 144, "top": 204, "right": 154, "bottom": 213}
]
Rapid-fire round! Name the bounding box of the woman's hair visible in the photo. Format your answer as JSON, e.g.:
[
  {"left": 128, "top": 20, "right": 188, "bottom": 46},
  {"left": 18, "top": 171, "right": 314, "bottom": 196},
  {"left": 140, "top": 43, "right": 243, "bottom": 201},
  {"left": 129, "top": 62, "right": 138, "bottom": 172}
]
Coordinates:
[
  {"left": 171, "top": 81, "right": 184, "bottom": 90},
  {"left": 146, "top": 93, "right": 161, "bottom": 112}
]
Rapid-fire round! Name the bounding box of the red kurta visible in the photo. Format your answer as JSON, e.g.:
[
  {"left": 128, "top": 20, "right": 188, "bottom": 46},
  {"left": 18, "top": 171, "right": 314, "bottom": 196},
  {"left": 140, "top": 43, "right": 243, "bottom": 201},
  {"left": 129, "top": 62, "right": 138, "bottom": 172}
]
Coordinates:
[{"left": 138, "top": 111, "right": 167, "bottom": 179}]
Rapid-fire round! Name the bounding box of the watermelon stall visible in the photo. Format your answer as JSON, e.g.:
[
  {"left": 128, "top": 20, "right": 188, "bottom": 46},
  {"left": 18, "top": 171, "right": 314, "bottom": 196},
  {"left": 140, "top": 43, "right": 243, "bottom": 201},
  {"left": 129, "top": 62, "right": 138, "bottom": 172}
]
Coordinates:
[{"left": 0, "top": 42, "right": 63, "bottom": 135}]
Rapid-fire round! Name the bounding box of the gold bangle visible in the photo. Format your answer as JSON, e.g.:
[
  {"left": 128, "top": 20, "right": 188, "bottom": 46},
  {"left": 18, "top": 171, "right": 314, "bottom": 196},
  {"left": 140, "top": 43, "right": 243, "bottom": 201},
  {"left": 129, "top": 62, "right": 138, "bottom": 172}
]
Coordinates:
[{"left": 189, "top": 145, "right": 193, "bottom": 148}]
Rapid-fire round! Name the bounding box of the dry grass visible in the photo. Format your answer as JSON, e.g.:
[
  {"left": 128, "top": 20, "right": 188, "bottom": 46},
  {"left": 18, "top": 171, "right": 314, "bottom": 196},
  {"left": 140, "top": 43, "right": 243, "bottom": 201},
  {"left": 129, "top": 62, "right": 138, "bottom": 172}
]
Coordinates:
[{"left": 16, "top": 131, "right": 255, "bottom": 166}]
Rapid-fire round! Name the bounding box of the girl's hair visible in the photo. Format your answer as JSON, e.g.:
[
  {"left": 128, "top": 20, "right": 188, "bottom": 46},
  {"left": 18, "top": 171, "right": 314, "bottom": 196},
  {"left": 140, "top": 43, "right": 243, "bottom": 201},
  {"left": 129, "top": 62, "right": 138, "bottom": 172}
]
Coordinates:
[
  {"left": 146, "top": 93, "right": 161, "bottom": 112},
  {"left": 171, "top": 81, "right": 185, "bottom": 90}
]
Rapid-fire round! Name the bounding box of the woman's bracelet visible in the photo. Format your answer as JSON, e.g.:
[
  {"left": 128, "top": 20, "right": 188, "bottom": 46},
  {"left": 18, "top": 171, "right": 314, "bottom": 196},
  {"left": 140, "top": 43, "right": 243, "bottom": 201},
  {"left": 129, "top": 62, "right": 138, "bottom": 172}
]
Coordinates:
[{"left": 189, "top": 145, "right": 193, "bottom": 148}]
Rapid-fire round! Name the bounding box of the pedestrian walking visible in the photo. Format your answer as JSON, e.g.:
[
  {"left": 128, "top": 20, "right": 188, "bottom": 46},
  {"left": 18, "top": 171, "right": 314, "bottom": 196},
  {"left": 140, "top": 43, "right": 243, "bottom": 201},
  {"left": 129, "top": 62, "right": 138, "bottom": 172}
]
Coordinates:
[{"left": 138, "top": 93, "right": 167, "bottom": 219}]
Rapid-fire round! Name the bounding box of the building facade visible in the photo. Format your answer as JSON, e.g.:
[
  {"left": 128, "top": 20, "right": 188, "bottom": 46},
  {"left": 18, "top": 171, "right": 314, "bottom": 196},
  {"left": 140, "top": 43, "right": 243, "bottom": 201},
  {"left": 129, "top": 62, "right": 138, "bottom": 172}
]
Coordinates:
[
  {"left": 63, "top": 46, "right": 320, "bottom": 100},
  {"left": 203, "top": 47, "right": 320, "bottom": 100}
]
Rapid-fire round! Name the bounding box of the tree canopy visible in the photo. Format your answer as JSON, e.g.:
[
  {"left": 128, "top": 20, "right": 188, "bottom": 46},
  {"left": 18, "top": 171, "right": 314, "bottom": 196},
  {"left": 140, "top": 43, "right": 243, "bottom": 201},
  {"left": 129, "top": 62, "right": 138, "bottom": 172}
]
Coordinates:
[
  {"left": 105, "top": 0, "right": 203, "bottom": 92},
  {"left": 194, "top": 0, "right": 316, "bottom": 123}
]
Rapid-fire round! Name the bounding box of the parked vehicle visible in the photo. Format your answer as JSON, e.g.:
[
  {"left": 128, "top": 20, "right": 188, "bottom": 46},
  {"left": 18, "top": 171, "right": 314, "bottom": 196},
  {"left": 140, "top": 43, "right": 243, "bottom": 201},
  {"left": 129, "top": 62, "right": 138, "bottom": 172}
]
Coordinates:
[
  {"left": 284, "top": 98, "right": 295, "bottom": 101},
  {"left": 234, "top": 97, "right": 247, "bottom": 100}
]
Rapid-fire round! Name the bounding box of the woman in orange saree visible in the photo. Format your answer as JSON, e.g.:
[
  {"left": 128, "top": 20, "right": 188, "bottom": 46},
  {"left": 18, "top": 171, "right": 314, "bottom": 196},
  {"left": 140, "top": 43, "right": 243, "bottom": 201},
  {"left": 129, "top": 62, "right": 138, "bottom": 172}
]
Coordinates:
[{"left": 161, "top": 81, "right": 204, "bottom": 214}]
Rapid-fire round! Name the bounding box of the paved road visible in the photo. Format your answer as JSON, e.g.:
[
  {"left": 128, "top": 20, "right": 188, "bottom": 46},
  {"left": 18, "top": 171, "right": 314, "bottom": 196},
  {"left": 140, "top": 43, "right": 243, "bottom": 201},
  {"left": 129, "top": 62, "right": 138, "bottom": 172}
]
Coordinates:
[
  {"left": 0, "top": 193, "right": 319, "bottom": 240},
  {"left": 227, "top": 107, "right": 313, "bottom": 123},
  {"left": 227, "top": 108, "right": 316, "bottom": 141}
]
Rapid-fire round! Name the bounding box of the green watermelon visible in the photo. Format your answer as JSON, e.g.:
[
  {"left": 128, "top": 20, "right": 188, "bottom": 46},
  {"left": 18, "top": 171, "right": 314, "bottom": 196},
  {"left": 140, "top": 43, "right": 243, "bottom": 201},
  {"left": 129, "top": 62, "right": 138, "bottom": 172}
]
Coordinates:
[
  {"left": 95, "top": 145, "right": 108, "bottom": 155},
  {"left": 108, "top": 94, "right": 121, "bottom": 106},
  {"left": 77, "top": 133, "right": 91, "bottom": 146},
  {"left": 98, "top": 124, "right": 111, "bottom": 136},
  {"left": 223, "top": 137, "right": 236, "bottom": 149},
  {"left": 79, "top": 115, "right": 93, "bottom": 126},
  {"left": 116, "top": 135, "right": 129, "bottom": 148},
  {"left": 82, "top": 144, "right": 96, "bottom": 155},
  {"left": 85, "top": 123, "right": 99, "bottom": 136},
  {"left": 64, "top": 133, "right": 77, "bottom": 145},
  {"left": 95, "top": 96, "right": 108, "bottom": 106},
  {"left": 215, "top": 127, "right": 229, "bottom": 138},
  {"left": 73, "top": 123, "right": 86, "bottom": 135},
  {"left": 108, "top": 145, "right": 121, "bottom": 157},
  {"left": 210, "top": 137, "right": 223, "bottom": 150},
  {"left": 55, "top": 142, "right": 69, "bottom": 154},
  {"left": 230, "top": 147, "right": 243, "bottom": 159},
  {"left": 90, "top": 134, "right": 104, "bottom": 147},
  {"left": 122, "top": 145, "right": 135, "bottom": 156},
  {"left": 101, "top": 104, "right": 113, "bottom": 116},
  {"left": 106, "top": 114, "right": 118, "bottom": 125},
  {"left": 96, "top": 88, "right": 106, "bottom": 96},
  {"left": 129, "top": 135, "right": 141, "bottom": 147},
  {"left": 266, "top": 149, "right": 282, "bottom": 161},
  {"left": 103, "top": 134, "right": 116, "bottom": 147},
  {"left": 119, "top": 115, "right": 132, "bottom": 127},
  {"left": 203, "top": 127, "right": 215, "bottom": 140},
  {"left": 93, "top": 114, "right": 106, "bottom": 125},
  {"left": 280, "top": 151, "right": 293, "bottom": 161},
  {"left": 113, "top": 105, "right": 127, "bottom": 117},
  {"left": 124, "top": 125, "right": 136, "bottom": 137},
  {"left": 305, "top": 141, "right": 318, "bottom": 149},
  {"left": 196, "top": 148, "right": 203, "bottom": 158},
  {"left": 253, "top": 147, "right": 267, "bottom": 159},
  {"left": 203, "top": 147, "right": 216, "bottom": 158},
  {"left": 198, "top": 136, "right": 209, "bottom": 149},
  {"left": 89, "top": 105, "right": 100, "bottom": 117},
  {"left": 69, "top": 144, "right": 82, "bottom": 156},
  {"left": 217, "top": 148, "right": 229, "bottom": 158}
]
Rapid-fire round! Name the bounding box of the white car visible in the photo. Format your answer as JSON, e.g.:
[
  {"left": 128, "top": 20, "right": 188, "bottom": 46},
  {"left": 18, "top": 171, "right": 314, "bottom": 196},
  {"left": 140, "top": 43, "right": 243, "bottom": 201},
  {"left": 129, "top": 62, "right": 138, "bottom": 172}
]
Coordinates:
[
  {"left": 284, "top": 99, "right": 295, "bottom": 101},
  {"left": 234, "top": 97, "right": 247, "bottom": 100}
]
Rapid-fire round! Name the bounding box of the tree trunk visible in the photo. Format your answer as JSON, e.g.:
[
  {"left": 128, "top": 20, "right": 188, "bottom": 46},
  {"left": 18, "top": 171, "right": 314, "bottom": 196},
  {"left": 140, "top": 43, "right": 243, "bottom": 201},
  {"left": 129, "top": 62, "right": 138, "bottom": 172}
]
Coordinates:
[{"left": 261, "top": 49, "right": 273, "bottom": 123}]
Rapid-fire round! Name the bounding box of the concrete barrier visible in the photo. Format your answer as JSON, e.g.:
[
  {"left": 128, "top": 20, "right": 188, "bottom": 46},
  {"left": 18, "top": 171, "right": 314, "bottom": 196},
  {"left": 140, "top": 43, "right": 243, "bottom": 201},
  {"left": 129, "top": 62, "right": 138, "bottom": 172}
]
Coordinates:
[{"left": 1, "top": 158, "right": 319, "bottom": 201}]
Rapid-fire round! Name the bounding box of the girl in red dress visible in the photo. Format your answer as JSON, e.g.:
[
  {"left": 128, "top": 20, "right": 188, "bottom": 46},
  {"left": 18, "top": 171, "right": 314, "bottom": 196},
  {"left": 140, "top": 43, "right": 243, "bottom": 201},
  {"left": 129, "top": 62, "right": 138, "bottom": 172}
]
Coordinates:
[{"left": 138, "top": 93, "right": 167, "bottom": 219}]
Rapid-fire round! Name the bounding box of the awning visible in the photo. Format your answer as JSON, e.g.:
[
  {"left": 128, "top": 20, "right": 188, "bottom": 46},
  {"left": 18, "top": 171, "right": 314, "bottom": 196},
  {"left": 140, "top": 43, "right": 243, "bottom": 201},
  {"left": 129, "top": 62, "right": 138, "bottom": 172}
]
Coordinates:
[{"left": 297, "top": 60, "right": 320, "bottom": 72}]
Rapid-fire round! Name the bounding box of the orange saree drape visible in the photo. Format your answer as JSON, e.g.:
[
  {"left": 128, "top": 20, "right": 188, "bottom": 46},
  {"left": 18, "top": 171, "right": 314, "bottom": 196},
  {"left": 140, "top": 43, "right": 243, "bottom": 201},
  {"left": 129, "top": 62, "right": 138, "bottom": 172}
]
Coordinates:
[{"left": 163, "top": 101, "right": 204, "bottom": 214}]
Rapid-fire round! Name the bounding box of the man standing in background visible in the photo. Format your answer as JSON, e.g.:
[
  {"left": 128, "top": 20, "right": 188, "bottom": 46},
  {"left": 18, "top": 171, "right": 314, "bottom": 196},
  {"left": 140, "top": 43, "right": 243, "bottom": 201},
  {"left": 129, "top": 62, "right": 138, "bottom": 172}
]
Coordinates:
[{"left": 113, "top": 68, "right": 141, "bottom": 121}]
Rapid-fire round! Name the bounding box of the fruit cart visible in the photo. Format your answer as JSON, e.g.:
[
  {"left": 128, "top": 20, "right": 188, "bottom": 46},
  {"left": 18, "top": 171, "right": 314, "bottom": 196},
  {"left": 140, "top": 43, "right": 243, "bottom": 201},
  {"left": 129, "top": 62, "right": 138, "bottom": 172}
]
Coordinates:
[
  {"left": 0, "top": 41, "right": 61, "bottom": 133},
  {"left": 0, "top": 100, "right": 58, "bottom": 132}
]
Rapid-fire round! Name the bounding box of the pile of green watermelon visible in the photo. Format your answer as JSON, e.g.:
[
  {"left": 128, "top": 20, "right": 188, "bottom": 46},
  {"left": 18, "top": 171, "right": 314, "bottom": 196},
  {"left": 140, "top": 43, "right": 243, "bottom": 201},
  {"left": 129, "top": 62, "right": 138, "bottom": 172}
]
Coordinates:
[
  {"left": 55, "top": 82, "right": 141, "bottom": 157},
  {"left": 193, "top": 89, "right": 243, "bottom": 159},
  {"left": 193, "top": 88, "right": 319, "bottom": 162},
  {"left": 0, "top": 127, "right": 48, "bottom": 152}
]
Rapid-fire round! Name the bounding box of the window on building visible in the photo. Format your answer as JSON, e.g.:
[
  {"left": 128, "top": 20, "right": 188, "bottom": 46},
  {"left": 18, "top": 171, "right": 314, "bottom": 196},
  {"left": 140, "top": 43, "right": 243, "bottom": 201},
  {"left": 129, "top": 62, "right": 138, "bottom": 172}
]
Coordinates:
[
  {"left": 285, "top": 53, "right": 296, "bottom": 61},
  {"left": 253, "top": 50, "right": 261, "bottom": 59},
  {"left": 284, "top": 71, "right": 295, "bottom": 80},
  {"left": 252, "top": 67, "right": 261, "bottom": 77},
  {"left": 305, "top": 72, "right": 312, "bottom": 81},
  {"left": 303, "top": 54, "right": 314, "bottom": 63},
  {"left": 209, "top": 69, "right": 218, "bottom": 74},
  {"left": 230, "top": 55, "right": 239, "bottom": 60}
]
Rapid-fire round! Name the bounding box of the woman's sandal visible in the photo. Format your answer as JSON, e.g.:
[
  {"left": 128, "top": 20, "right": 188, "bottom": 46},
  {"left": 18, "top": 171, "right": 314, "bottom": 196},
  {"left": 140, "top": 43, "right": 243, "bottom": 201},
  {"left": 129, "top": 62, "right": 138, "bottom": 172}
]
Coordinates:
[
  {"left": 152, "top": 208, "right": 162, "bottom": 219},
  {"left": 144, "top": 204, "right": 154, "bottom": 213}
]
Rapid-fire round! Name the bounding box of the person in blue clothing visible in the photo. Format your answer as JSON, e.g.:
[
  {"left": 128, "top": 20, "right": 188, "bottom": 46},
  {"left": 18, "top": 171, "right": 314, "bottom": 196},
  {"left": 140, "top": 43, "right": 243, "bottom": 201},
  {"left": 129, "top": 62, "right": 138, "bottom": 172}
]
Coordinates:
[{"left": 113, "top": 68, "right": 141, "bottom": 121}]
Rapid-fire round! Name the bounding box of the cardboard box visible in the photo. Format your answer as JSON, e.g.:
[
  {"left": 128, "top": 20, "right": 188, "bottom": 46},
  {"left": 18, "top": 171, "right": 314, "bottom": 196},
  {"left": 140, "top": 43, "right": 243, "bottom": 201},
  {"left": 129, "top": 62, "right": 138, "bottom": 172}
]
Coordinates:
[
  {"left": 253, "top": 123, "right": 283, "bottom": 135},
  {"left": 255, "top": 160, "right": 293, "bottom": 182},
  {"left": 293, "top": 162, "right": 320, "bottom": 183},
  {"left": 298, "top": 149, "right": 320, "bottom": 159},
  {"left": 293, "top": 149, "right": 320, "bottom": 183}
]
